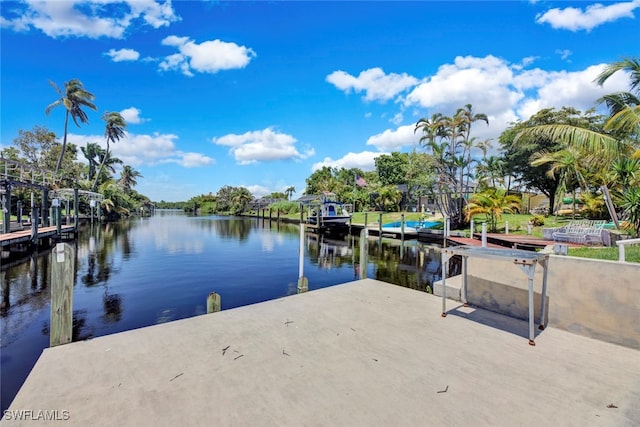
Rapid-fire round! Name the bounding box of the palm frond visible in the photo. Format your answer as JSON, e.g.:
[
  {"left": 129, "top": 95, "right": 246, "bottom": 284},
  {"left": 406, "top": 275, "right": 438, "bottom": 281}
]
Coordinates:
[{"left": 516, "top": 124, "right": 623, "bottom": 159}]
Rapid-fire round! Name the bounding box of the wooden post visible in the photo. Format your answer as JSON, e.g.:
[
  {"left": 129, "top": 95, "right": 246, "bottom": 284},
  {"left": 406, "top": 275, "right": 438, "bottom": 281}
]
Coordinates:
[
  {"left": 56, "top": 203, "right": 62, "bottom": 236},
  {"left": 1, "top": 185, "right": 10, "bottom": 234},
  {"left": 277, "top": 209, "right": 280, "bottom": 222},
  {"left": 482, "top": 222, "right": 487, "bottom": 247},
  {"left": 269, "top": 208, "right": 272, "bottom": 220},
  {"left": 17, "top": 200, "right": 22, "bottom": 224},
  {"left": 31, "top": 207, "right": 39, "bottom": 244},
  {"left": 74, "top": 188, "right": 79, "bottom": 232},
  {"left": 207, "top": 292, "right": 221, "bottom": 313},
  {"left": 50, "top": 243, "right": 74, "bottom": 347},
  {"left": 378, "top": 213, "right": 383, "bottom": 241},
  {"left": 400, "top": 213, "right": 405, "bottom": 242},
  {"left": 359, "top": 228, "right": 368, "bottom": 279},
  {"left": 41, "top": 190, "right": 49, "bottom": 228},
  {"left": 364, "top": 213, "right": 368, "bottom": 230},
  {"left": 297, "top": 223, "right": 308, "bottom": 293}
]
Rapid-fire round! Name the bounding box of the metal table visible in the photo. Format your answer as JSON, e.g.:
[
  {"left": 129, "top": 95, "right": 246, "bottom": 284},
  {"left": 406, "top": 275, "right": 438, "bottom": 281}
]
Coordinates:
[{"left": 440, "top": 245, "right": 549, "bottom": 346}]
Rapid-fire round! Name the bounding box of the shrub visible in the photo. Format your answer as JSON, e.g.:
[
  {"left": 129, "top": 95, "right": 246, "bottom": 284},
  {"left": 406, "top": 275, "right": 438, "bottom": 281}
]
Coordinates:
[
  {"left": 268, "top": 201, "right": 300, "bottom": 214},
  {"left": 529, "top": 214, "right": 545, "bottom": 226}
]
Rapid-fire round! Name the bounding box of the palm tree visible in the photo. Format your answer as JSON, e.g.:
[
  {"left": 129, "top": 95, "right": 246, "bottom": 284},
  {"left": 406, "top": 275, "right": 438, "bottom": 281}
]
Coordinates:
[
  {"left": 415, "top": 105, "right": 488, "bottom": 227},
  {"left": 45, "top": 79, "right": 97, "bottom": 173},
  {"left": 118, "top": 165, "right": 142, "bottom": 194},
  {"left": 516, "top": 57, "right": 640, "bottom": 159},
  {"left": 595, "top": 57, "right": 640, "bottom": 137},
  {"left": 92, "top": 112, "right": 126, "bottom": 191},
  {"left": 620, "top": 187, "right": 640, "bottom": 237},
  {"left": 81, "top": 142, "right": 103, "bottom": 181},
  {"left": 531, "top": 147, "right": 591, "bottom": 218},
  {"left": 465, "top": 188, "right": 521, "bottom": 233},
  {"left": 230, "top": 187, "right": 253, "bottom": 214},
  {"left": 376, "top": 185, "right": 403, "bottom": 212},
  {"left": 285, "top": 186, "right": 296, "bottom": 200}
]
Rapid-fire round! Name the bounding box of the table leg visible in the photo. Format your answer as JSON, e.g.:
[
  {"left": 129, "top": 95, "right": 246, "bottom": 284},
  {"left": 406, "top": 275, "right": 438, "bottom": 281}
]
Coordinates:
[
  {"left": 441, "top": 252, "right": 452, "bottom": 317},
  {"left": 539, "top": 258, "right": 549, "bottom": 330}
]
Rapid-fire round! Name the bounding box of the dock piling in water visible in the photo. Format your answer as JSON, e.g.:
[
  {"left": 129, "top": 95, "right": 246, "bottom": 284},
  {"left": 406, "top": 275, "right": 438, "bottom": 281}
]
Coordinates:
[
  {"left": 207, "top": 292, "right": 221, "bottom": 314},
  {"left": 50, "top": 243, "right": 74, "bottom": 347}
]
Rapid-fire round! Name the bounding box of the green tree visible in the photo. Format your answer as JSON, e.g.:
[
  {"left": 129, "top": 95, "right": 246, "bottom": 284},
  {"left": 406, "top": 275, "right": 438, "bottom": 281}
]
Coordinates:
[
  {"left": 81, "top": 142, "right": 103, "bottom": 182},
  {"left": 501, "top": 107, "right": 605, "bottom": 215},
  {"left": 285, "top": 186, "right": 296, "bottom": 200},
  {"left": 45, "top": 79, "right": 97, "bottom": 173},
  {"left": 118, "top": 165, "right": 143, "bottom": 194},
  {"left": 465, "top": 188, "right": 521, "bottom": 232},
  {"left": 373, "top": 185, "right": 403, "bottom": 212},
  {"left": 531, "top": 146, "right": 591, "bottom": 218},
  {"left": 375, "top": 152, "right": 409, "bottom": 186},
  {"left": 12, "top": 125, "right": 57, "bottom": 168},
  {"left": 415, "top": 104, "right": 488, "bottom": 227},
  {"left": 596, "top": 57, "right": 640, "bottom": 138},
  {"left": 93, "top": 112, "right": 126, "bottom": 191},
  {"left": 230, "top": 187, "right": 253, "bottom": 214},
  {"left": 620, "top": 187, "right": 640, "bottom": 237}
]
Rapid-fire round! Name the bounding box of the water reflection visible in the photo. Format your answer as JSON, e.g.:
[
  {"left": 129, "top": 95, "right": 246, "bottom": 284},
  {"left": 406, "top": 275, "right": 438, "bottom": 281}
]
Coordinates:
[{"left": 1, "top": 211, "right": 451, "bottom": 412}]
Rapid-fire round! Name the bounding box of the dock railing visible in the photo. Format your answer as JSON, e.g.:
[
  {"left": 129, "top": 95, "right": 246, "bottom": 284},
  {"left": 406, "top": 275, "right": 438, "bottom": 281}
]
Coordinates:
[{"left": 616, "top": 237, "right": 640, "bottom": 262}]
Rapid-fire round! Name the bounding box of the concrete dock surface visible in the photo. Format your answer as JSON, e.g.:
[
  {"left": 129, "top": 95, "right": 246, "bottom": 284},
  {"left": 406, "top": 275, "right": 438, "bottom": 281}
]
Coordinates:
[{"left": 4, "top": 279, "right": 639, "bottom": 426}]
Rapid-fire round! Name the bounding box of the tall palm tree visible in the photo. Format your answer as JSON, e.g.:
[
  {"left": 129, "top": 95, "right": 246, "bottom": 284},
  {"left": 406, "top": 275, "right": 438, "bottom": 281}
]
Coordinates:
[
  {"left": 118, "top": 165, "right": 142, "bottom": 194},
  {"left": 45, "top": 79, "right": 97, "bottom": 173},
  {"left": 92, "top": 112, "right": 126, "bottom": 191},
  {"left": 415, "top": 105, "right": 488, "bottom": 227},
  {"left": 285, "top": 186, "right": 296, "bottom": 200}
]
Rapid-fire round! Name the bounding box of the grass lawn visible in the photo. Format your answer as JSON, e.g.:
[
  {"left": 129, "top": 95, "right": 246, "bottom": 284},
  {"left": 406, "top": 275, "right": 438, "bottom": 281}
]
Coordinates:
[{"left": 568, "top": 245, "right": 640, "bottom": 263}]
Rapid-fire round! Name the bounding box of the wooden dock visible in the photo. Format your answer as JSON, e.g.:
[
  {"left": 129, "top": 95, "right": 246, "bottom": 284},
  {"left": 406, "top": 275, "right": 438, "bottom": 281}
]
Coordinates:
[{"left": 0, "top": 225, "right": 76, "bottom": 248}]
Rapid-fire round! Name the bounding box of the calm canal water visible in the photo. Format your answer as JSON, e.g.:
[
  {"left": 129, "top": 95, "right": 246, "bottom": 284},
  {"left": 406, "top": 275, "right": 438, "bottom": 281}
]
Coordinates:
[{"left": 1, "top": 210, "right": 447, "bottom": 411}]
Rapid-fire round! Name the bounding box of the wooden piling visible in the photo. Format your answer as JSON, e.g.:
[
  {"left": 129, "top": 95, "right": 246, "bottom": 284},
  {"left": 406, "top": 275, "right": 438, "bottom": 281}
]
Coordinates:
[
  {"left": 359, "top": 228, "right": 368, "bottom": 279},
  {"left": 207, "top": 292, "right": 221, "bottom": 313},
  {"left": 50, "top": 243, "right": 74, "bottom": 347}
]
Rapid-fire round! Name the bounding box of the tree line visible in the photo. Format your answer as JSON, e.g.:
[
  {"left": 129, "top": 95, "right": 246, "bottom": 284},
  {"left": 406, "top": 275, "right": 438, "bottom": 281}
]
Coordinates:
[{"left": 1, "top": 79, "right": 149, "bottom": 219}]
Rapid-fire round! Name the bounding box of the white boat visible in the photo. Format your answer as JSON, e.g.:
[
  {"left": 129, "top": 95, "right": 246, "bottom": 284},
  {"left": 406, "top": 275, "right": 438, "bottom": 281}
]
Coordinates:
[{"left": 307, "top": 192, "right": 351, "bottom": 226}]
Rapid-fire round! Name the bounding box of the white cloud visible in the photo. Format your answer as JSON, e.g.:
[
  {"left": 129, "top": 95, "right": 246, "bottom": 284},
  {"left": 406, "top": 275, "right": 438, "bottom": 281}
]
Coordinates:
[
  {"left": 245, "top": 185, "right": 271, "bottom": 198},
  {"left": 536, "top": 0, "right": 640, "bottom": 32},
  {"left": 119, "top": 107, "right": 148, "bottom": 124},
  {"left": 212, "top": 128, "right": 314, "bottom": 165},
  {"left": 311, "top": 151, "right": 384, "bottom": 172},
  {"left": 515, "top": 64, "right": 630, "bottom": 120},
  {"left": 390, "top": 113, "right": 404, "bottom": 126},
  {"left": 326, "top": 67, "right": 419, "bottom": 102},
  {"left": 1, "top": 0, "right": 180, "bottom": 39},
  {"left": 178, "top": 152, "right": 215, "bottom": 168},
  {"left": 366, "top": 124, "right": 420, "bottom": 152},
  {"left": 401, "top": 55, "right": 629, "bottom": 141},
  {"left": 160, "top": 36, "right": 256, "bottom": 76},
  {"left": 105, "top": 48, "right": 140, "bottom": 62},
  {"left": 405, "top": 55, "right": 521, "bottom": 118},
  {"left": 67, "top": 131, "right": 214, "bottom": 168},
  {"left": 555, "top": 49, "right": 572, "bottom": 61}
]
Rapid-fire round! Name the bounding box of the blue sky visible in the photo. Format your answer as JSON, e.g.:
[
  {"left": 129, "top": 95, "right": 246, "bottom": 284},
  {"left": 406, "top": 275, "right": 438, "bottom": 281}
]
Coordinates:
[{"left": 1, "top": 1, "right": 639, "bottom": 202}]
